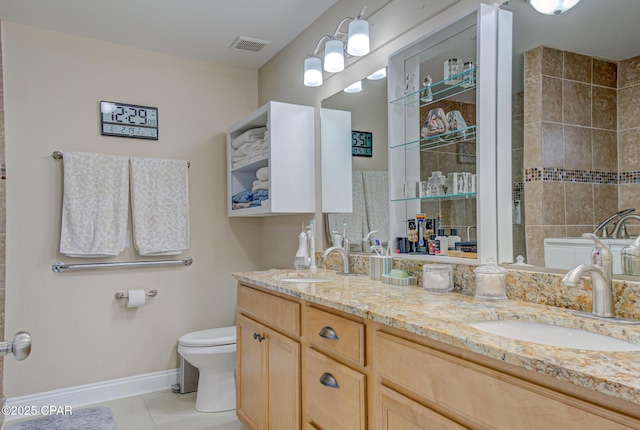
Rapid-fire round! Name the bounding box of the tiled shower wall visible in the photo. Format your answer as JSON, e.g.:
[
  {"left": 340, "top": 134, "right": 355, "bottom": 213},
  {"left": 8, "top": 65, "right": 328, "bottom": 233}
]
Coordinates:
[{"left": 522, "top": 46, "right": 640, "bottom": 266}]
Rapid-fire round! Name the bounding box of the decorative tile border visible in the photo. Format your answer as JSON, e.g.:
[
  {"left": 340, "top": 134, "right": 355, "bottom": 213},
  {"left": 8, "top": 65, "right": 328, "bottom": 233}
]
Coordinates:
[
  {"left": 512, "top": 182, "right": 523, "bottom": 201},
  {"left": 523, "top": 167, "right": 635, "bottom": 184}
]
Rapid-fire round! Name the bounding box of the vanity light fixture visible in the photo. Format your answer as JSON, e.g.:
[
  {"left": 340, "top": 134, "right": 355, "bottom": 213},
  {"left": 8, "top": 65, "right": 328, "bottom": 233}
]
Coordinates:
[
  {"left": 324, "top": 39, "right": 345, "bottom": 73},
  {"left": 303, "top": 7, "right": 370, "bottom": 87},
  {"left": 304, "top": 57, "right": 323, "bottom": 87},
  {"left": 343, "top": 80, "right": 362, "bottom": 93},
  {"left": 366, "top": 67, "right": 387, "bottom": 80},
  {"left": 526, "top": 0, "right": 581, "bottom": 15}
]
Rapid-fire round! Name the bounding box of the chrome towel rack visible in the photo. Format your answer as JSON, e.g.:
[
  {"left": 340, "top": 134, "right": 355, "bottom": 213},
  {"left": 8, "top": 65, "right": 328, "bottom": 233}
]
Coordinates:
[
  {"left": 52, "top": 151, "right": 190, "bottom": 168},
  {"left": 115, "top": 289, "right": 157, "bottom": 300},
  {"left": 52, "top": 257, "right": 193, "bottom": 273}
]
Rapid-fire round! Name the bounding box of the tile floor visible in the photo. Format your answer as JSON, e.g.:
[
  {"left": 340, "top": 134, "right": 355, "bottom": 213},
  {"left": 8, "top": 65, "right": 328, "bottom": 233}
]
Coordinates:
[{"left": 96, "top": 390, "right": 245, "bottom": 430}]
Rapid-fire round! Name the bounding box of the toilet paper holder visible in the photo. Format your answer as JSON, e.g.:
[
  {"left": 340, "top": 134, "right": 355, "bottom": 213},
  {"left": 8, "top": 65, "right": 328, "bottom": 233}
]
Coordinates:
[{"left": 115, "top": 289, "right": 158, "bottom": 300}]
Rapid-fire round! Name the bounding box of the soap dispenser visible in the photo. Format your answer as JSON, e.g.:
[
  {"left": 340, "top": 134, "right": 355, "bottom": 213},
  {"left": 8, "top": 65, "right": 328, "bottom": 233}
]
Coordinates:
[{"left": 294, "top": 229, "right": 309, "bottom": 270}]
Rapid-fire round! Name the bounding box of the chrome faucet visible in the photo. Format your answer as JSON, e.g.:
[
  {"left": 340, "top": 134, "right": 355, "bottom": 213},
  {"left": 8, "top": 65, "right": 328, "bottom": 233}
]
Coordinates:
[
  {"left": 561, "top": 233, "right": 615, "bottom": 318},
  {"left": 322, "top": 246, "right": 350, "bottom": 275},
  {"left": 593, "top": 208, "right": 635, "bottom": 238},
  {"left": 362, "top": 230, "right": 379, "bottom": 253},
  {"left": 609, "top": 213, "right": 640, "bottom": 239}
]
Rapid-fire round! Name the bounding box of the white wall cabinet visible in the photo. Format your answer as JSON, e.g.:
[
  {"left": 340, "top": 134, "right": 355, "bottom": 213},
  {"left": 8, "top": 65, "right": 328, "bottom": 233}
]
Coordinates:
[
  {"left": 388, "top": 4, "right": 513, "bottom": 264},
  {"left": 227, "top": 101, "right": 315, "bottom": 217}
]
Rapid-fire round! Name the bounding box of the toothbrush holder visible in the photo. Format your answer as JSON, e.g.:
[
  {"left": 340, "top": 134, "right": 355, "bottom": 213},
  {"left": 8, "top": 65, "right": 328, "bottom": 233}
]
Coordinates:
[{"left": 370, "top": 255, "right": 393, "bottom": 280}]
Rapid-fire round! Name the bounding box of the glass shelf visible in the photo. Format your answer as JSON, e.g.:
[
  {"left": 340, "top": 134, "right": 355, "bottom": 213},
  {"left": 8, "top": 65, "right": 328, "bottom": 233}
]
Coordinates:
[
  {"left": 391, "top": 125, "right": 477, "bottom": 151},
  {"left": 391, "top": 192, "right": 477, "bottom": 203},
  {"left": 390, "top": 67, "right": 477, "bottom": 107}
]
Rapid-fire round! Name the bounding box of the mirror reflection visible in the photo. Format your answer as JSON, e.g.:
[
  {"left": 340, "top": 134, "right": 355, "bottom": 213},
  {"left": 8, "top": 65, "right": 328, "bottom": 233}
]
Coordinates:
[
  {"left": 504, "top": 0, "right": 640, "bottom": 276},
  {"left": 322, "top": 73, "right": 389, "bottom": 253}
]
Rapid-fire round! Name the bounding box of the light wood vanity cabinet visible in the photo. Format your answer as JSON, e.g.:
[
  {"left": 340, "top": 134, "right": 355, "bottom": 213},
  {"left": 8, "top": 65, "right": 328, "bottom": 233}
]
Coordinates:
[
  {"left": 302, "top": 305, "right": 369, "bottom": 430},
  {"left": 236, "top": 282, "right": 640, "bottom": 430},
  {"left": 373, "top": 325, "right": 640, "bottom": 430},
  {"left": 236, "top": 284, "right": 301, "bottom": 430}
]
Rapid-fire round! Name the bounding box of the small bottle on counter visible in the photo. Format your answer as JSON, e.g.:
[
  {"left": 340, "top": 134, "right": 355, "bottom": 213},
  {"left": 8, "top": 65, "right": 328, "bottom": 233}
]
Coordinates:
[
  {"left": 448, "top": 228, "right": 461, "bottom": 250},
  {"left": 435, "top": 229, "right": 448, "bottom": 256}
]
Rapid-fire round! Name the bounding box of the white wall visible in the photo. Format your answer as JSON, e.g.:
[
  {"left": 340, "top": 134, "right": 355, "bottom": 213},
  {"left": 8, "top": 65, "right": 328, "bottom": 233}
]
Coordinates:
[
  {"left": 2, "top": 22, "right": 262, "bottom": 397},
  {"left": 322, "top": 82, "right": 388, "bottom": 172},
  {"left": 258, "top": 0, "right": 496, "bottom": 268}
]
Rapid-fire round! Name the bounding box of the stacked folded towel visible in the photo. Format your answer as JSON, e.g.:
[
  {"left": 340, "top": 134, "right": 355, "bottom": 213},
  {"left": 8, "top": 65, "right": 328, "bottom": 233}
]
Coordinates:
[
  {"left": 231, "top": 166, "right": 270, "bottom": 209},
  {"left": 231, "top": 127, "right": 269, "bottom": 168}
]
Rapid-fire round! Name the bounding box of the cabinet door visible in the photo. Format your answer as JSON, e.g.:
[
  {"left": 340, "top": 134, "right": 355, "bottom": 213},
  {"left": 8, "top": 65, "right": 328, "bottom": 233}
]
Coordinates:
[
  {"left": 237, "top": 314, "right": 264, "bottom": 430},
  {"left": 376, "top": 385, "right": 465, "bottom": 430},
  {"left": 265, "top": 327, "right": 301, "bottom": 429}
]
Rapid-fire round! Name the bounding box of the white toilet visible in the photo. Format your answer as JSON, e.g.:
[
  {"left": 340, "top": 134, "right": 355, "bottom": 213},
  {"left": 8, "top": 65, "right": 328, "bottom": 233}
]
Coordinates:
[{"left": 177, "top": 326, "right": 237, "bottom": 412}]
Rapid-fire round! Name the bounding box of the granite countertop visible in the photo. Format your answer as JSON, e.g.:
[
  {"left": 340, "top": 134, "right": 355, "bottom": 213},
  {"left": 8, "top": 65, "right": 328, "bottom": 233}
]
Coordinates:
[{"left": 232, "top": 268, "right": 640, "bottom": 406}]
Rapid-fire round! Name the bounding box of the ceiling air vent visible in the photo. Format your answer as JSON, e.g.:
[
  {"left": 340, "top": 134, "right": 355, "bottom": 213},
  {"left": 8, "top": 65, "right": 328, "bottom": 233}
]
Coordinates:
[{"left": 230, "top": 36, "right": 271, "bottom": 53}]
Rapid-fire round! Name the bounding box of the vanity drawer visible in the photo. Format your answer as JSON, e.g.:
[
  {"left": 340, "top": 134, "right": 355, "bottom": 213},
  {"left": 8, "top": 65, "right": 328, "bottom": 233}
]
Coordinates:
[
  {"left": 304, "top": 306, "right": 365, "bottom": 365},
  {"left": 305, "top": 348, "right": 366, "bottom": 430},
  {"left": 237, "top": 284, "right": 300, "bottom": 337},
  {"left": 375, "top": 330, "right": 634, "bottom": 429}
]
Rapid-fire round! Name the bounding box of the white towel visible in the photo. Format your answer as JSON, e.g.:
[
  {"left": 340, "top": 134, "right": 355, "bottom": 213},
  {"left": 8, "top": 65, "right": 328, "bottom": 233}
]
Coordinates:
[
  {"left": 362, "top": 171, "right": 390, "bottom": 244},
  {"left": 252, "top": 179, "right": 269, "bottom": 191},
  {"left": 60, "top": 152, "right": 129, "bottom": 257},
  {"left": 231, "top": 127, "right": 267, "bottom": 149},
  {"left": 256, "top": 167, "right": 269, "bottom": 181},
  {"left": 130, "top": 157, "right": 190, "bottom": 256},
  {"left": 326, "top": 171, "right": 368, "bottom": 246}
]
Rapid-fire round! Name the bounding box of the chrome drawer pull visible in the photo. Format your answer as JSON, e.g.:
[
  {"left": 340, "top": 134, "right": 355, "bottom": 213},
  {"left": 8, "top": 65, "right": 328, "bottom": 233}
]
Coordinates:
[
  {"left": 318, "top": 326, "right": 339, "bottom": 340},
  {"left": 319, "top": 372, "right": 340, "bottom": 389}
]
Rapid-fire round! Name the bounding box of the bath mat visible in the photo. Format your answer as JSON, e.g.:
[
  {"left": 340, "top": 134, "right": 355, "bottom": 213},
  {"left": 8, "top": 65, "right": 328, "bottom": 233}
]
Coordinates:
[{"left": 6, "top": 406, "right": 116, "bottom": 430}]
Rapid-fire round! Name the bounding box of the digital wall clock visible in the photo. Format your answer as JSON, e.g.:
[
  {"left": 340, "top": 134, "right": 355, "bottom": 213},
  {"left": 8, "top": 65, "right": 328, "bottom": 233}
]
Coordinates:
[
  {"left": 352, "top": 130, "right": 372, "bottom": 157},
  {"left": 100, "top": 101, "right": 158, "bottom": 140}
]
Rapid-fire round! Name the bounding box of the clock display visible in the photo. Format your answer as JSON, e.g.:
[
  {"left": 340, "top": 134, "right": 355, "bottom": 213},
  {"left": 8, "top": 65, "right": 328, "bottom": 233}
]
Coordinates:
[
  {"left": 352, "top": 130, "right": 373, "bottom": 157},
  {"left": 100, "top": 101, "right": 158, "bottom": 140}
]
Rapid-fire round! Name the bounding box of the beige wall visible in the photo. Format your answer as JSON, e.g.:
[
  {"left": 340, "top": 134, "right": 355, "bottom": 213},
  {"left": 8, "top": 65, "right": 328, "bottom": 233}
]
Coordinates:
[
  {"left": 2, "top": 22, "right": 262, "bottom": 397},
  {"left": 257, "top": 0, "right": 497, "bottom": 269}
]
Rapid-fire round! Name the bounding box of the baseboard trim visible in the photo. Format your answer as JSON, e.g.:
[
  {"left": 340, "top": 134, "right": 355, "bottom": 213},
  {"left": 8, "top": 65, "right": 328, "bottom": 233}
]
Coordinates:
[{"left": 4, "top": 369, "right": 179, "bottom": 422}]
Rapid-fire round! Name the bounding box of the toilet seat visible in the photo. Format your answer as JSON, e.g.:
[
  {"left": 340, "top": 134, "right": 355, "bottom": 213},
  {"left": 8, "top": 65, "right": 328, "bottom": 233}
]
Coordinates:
[{"left": 178, "top": 326, "right": 236, "bottom": 347}]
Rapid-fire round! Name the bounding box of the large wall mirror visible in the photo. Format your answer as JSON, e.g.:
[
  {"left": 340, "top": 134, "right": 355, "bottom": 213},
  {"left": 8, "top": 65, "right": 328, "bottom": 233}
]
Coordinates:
[
  {"left": 503, "top": 0, "right": 640, "bottom": 276},
  {"left": 321, "top": 72, "right": 389, "bottom": 253}
]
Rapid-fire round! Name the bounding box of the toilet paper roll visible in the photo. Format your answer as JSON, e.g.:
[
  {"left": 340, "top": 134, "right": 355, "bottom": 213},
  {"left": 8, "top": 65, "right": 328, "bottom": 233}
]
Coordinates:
[{"left": 127, "top": 289, "right": 146, "bottom": 308}]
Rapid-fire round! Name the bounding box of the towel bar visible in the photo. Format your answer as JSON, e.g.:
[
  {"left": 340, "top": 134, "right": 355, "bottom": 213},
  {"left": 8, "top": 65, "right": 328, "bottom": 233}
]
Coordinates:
[
  {"left": 52, "top": 151, "right": 190, "bottom": 168},
  {"left": 52, "top": 257, "right": 193, "bottom": 273},
  {"left": 115, "top": 289, "right": 157, "bottom": 300}
]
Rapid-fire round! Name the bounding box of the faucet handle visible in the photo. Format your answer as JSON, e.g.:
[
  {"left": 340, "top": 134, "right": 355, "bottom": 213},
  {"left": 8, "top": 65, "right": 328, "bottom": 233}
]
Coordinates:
[{"left": 581, "top": 233, "right": 613, "bottom": 279}]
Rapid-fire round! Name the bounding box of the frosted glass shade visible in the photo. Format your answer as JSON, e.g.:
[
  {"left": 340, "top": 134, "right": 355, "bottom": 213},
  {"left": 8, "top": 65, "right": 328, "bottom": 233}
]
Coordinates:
[
  {"left": 527, "top": 0, "right": 580, "bottom": 15},
  {"left": 324, "top": 39, "right": 345, "bottom": 73},
  {"left": 304, "top": 57, "right": 323, "bottom": 87},
  {"left": 346, "top": 19, "right": 370, "bottom": 56},
  {"left": 343, "top": 81, "right": 362, "bottom": 93},
  {"left": 367, "top": 67, "right": 387, "bottom": 80}
]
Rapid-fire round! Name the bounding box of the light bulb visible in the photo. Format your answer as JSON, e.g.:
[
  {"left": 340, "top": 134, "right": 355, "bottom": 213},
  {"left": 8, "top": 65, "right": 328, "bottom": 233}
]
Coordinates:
[
  {"left": 343, "top": 81, "right": 362, "bottom": 93},
  {"left": 324, "top": 39, "right": 345, "bottom": 73},
  {"left": 527, "top": 0, "right": 581, "bottom": 15},
  {"left": 304, "top": 57, "right": 323, "bottom": 87},
  {"left": 366, "top": 67, "right": 387, "bottom": 80},
  {"left": 347, "top": 19, "right": 370, "bottom": 56}
]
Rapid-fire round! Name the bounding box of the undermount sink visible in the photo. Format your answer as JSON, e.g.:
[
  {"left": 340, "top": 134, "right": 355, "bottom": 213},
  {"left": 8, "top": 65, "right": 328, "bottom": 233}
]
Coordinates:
[
  {"left": 281, "top": 278, "right": 332, "bottom": 283},
  {"left": 470, "top": 320, "right": 640, "bottom": 352}
]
